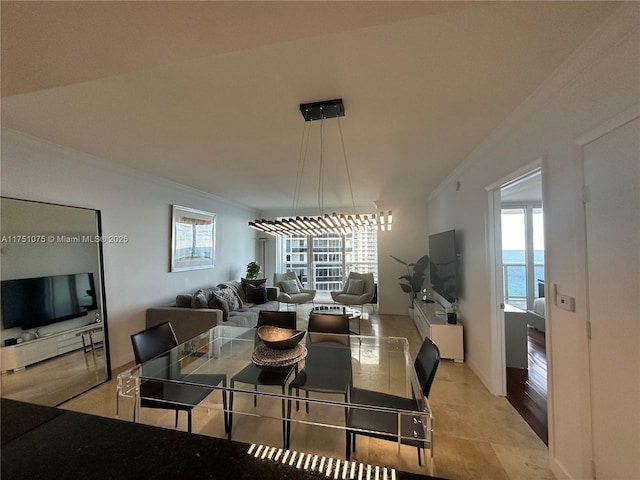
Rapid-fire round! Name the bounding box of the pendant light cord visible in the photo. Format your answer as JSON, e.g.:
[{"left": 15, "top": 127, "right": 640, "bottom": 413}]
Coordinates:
[
  {"left": 338, "top": 117, "right": 357, "bottom": 215},
  {"left": 318, "top": 118, "right": 325, "bottom": 216},
  {"left": 293, "top": 108, "right": 355, "bottom": 220}
]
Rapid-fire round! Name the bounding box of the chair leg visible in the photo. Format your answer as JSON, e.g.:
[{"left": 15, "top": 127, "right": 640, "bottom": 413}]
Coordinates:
[
  {"left": 286, "top": 395, "right": 292, "bottom": 450},
  {"left": 352, "top": 433, "right": 356, "bottom": 452},
  {"left": 281, "top": 386, "right": 287, "bottom": 448},
  {"left": 343, "top": 394, "right": 348, "bottom": 425},
  {"left": 305, "top": 390, "right": 310, "bottom": 414},
  {"left": 174, "top": 410, "right": 179, "bottom": 428},
  {"left": 187, "top": 410, "right": 192, "bottom": 433},
  {"left": 222, "top": 385, "right": 229, "bottom": 434},
  {"left": 345, "top": 431, "right": 351, "bottom": 460},
  {"left": 417, "top": 447, "right": 422, "bottom": 466},
  {"left": 228, "top": 390, "right": 234, "bottom": 440},
  {"left": 254, "top": 384, "right": 258, "bottom": 407}
]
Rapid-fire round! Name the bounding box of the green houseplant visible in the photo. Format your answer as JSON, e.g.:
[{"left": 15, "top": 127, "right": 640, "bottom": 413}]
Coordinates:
[
  {"left": 390, "top": 254, "right": 430, "bottom": 311},
  {"left": 245, "top": 261, "right": 261, "bottom": 280}
]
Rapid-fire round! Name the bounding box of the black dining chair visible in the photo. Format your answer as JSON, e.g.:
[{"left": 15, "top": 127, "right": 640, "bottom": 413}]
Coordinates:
[
  {"left": 307, "top": 312, "right": 351, "bottom": 335},
  {"left": 286, "top": 312, "right": 352, "bottom": 449},
  {"left": 130, "top": 321, "right": 228, "bottom": 433},
  {"left": 228, "top": 310, "right": 298, "bottom": 446},
  {"left": 345, "top": 336, "right": 440, "bottom": 465}
]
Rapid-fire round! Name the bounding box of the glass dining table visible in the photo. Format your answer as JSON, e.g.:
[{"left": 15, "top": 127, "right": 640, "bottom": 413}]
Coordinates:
[{"left": 117, "top": 325, "right": 433, "bottom": 475}]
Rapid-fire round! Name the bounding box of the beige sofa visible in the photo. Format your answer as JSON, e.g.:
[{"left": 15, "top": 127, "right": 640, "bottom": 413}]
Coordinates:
[{"left": 146, "top": 281, "right": 279, "bottom": 343}]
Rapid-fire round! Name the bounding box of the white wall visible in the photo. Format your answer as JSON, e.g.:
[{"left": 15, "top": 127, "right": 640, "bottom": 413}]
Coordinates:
[
  {"left": 425, "top": 5, "right": 639, "bottom": 479},
  {"left": 375, "top": 198, "right": 430, "bottom": 315},
  {"left": 1, "top": 129, "right": 260, "bottom": 369}
]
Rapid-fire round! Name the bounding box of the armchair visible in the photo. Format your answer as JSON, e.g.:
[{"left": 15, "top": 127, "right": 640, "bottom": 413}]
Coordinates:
[
  {"left": 273, "top": 272, "right": 316, "bottom": 308},
  {"left": 330, "top": 272, "right": 375, "bottom": 310}
]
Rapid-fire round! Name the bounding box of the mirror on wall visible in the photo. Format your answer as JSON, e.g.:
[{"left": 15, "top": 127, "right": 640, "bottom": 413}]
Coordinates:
[{"left": 0, "top": 197, "right": 110, "bottom": 406}]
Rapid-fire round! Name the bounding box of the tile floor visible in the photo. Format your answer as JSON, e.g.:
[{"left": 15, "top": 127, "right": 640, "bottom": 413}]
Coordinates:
[{"left": 59, "top": 309, "right": 554, "bottom": 480}]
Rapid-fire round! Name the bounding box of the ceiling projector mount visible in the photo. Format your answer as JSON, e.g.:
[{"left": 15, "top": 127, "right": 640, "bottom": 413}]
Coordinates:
[{"left": 299, "top": 98, "right": 344, "bottom": 122}]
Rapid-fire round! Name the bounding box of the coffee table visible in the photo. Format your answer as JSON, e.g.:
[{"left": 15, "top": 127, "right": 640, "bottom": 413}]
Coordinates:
[{"left": 311, "top": 305, "right": 362, "bottom": 334}]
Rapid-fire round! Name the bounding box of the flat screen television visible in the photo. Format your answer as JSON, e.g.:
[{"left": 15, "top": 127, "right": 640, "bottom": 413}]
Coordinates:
[
  {"left": 1, "top": 273, "right": 97, "bottom": 330},
  {"left": 429, "top": 230, "right": 459, "bottom": 303}
]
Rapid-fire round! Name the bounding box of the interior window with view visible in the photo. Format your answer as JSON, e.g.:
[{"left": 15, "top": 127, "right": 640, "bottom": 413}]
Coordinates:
[
  {"left": 278, "top": 225, "right": 378, "bottom": 299},
  {"left": 501, "top": 206, "right": 544, "bottom": 310}
]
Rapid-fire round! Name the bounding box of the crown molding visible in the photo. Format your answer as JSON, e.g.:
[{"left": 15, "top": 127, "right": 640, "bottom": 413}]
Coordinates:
[
  {"left": 1, "top": 128, "right": 258, "bottom": 213},
  {"left": 575, "top": 103, "right": 640, "bottom": 146}
]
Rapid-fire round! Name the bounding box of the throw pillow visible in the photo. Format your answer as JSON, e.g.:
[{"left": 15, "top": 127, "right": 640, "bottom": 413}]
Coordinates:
[
  {"left": 346, "top": 279, "right": 365, "bottom": 295},
  {"left": 217, "top": 287, "right": 241, "bottom": 311},
  {"left": 175, "top": 294, "right": 192, "bottom": 308},
  {"left": 211, "top": 293, "right": 230, "bottom": 322},
  {"left": 191, "top": 290, "right": 209, "bottom": 309},
  {"left": 218, "top": 281, "right": 246, "bottom": 304},
  {"left": 279, "top": 279, "right": 300, "bottom": 295},
  {"left": 241, "top": 277, "right": 267, "bottom": 292},
  {"left": 199, "top": 287, "right": 219, "bottom": 300},
  {"left": 245, "top": 283, "right": 268, "bottom": 304}
]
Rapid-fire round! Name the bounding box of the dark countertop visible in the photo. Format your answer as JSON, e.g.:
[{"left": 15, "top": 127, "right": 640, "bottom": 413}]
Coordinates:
[{"left": 2, "top": 398, "right": 443, "bottom": 480}]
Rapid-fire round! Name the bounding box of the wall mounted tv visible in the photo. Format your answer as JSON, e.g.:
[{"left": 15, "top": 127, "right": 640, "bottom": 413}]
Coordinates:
[
  {"left": 1, "top": 273, "right": 97, "bottom": 330},
  {"left": 429, "top": 229, "right": 459, "bottom": 304}
]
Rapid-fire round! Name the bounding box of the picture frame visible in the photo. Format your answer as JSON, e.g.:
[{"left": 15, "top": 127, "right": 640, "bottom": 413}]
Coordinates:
[{"left": 171, "top": 205, "right": 216, "bottom": 272}]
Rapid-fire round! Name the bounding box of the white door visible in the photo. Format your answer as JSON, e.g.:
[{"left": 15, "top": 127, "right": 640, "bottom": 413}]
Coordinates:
[{"left": 583, "top": 117, "right": 639, "bottom": 480}]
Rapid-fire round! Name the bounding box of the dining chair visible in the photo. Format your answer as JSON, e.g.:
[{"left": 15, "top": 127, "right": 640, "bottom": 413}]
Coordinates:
[
  {"left": 345, "top": 336, "right": 440, "bottom": 465},
  {"left": 306, "top": 312, "right": 351, "bottom": 335},
  {"left": 130, "top": 321, "right": 228, "bottom": 433},
  {"left": 286, "top": 312, "right": 352, "bottom": 448},
  {"left": 228, "top": 310, "right": 298, "bottom": 447}
]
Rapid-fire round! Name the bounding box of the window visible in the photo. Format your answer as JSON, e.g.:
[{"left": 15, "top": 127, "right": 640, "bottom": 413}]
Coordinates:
[
  {"left": 501, "top": 204, "right": 544, "bottom": 310},
  {"left": 277, "top": 226, "right": 378, "bottom": 291}
]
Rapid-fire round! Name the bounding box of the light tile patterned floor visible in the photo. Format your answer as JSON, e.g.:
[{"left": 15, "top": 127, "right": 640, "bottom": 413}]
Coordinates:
[{"left": 56, "top": 309, "right": 553, "bottom": 480}]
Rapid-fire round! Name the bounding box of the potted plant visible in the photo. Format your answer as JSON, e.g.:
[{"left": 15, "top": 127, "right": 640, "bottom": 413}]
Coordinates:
[
  {"left": 245, "top": 261, "right": 261, "bottom": 280},
  {"left": 390, "top": 254, "right": 430, "bottom": 318}
]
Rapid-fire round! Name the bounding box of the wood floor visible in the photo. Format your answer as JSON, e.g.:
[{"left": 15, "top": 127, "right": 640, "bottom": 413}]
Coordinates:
[{"left": 506, "top": 326, "right": 548, "bottom": 445}]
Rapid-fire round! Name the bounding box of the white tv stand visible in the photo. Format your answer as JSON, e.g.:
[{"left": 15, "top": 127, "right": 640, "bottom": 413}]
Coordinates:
[
  {"left": 1, "top": 323, "right": 104, "bottom": 373},
  {"left": 413, "top": 300, "right": 464, "bottom": 362}
]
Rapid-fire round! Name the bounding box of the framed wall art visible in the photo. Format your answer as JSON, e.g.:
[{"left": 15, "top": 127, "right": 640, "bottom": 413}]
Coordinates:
[{"left": 171, "top": 205, "right": 216, "bottom": 272}]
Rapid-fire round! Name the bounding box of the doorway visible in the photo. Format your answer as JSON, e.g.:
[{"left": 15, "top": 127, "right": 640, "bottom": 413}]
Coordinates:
[{"left": 487, "top": 164, "right": 548, "bottom": 444}]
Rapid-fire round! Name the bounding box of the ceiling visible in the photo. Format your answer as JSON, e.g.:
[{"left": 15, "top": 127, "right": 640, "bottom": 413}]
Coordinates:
[{"left": 1, "top": 1, "right": 618, "bottom": 213}]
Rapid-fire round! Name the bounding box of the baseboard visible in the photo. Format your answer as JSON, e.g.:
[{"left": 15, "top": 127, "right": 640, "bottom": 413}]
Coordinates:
[
  {"left": 465, "top": 357, "right": 495, "bottom": 394},
  {"left": 551, "top": 457, "right": 573, "bottom": 480}
]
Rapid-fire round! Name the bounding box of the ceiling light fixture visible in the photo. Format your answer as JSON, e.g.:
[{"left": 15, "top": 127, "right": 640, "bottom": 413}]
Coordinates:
[{"left": 249, "top": 99, "right": 392, "bottom": 237}]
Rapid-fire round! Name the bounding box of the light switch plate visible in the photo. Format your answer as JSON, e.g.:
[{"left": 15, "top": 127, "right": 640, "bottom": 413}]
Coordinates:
[{"left": 558, "top": 294, "right": 575, "bottom": 312}]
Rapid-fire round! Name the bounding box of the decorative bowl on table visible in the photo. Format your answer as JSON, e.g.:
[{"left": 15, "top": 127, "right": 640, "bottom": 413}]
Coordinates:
[{"left": 257, "top": 326, "right": 305, "bottom": 350}]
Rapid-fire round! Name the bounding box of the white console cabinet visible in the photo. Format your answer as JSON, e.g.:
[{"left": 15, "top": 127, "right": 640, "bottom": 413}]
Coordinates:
[
  {"left": 413, "top": 300, "right": 464, "bottom": 362},
  {"left": 1, "top": 324, "right": 103, "bottom": 373}
]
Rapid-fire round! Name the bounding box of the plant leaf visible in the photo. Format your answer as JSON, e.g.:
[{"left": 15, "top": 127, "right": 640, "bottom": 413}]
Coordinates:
[
  {"left": 410, "top": 274, "right": 426, "bottom": 293},
  {"left": 414, "top": 255, "right": 430, "bottom": 273},
  {"left": 390, "top": 255, "right": 408, "bottom": 266}
]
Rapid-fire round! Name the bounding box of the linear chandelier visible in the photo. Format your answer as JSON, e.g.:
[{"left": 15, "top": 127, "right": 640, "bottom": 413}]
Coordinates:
[
  {"left": 249, "top": 99, "right": 392, "bottom": 237},
  {"left": 249, "top": 211, "right": 392, "bottom": 237}
]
